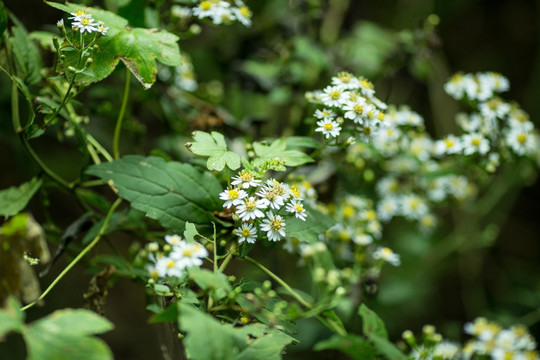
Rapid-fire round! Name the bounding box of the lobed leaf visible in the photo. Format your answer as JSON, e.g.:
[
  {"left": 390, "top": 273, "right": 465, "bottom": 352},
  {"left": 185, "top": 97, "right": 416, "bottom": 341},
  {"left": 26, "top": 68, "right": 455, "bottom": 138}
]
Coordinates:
[{"left": 189, "top": 131, "right": 241, "bottom": 171}]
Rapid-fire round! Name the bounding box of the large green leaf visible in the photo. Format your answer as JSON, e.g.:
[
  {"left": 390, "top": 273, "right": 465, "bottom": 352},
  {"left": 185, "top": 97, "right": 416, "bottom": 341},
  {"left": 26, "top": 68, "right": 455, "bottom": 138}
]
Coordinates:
[
  {"left": 188, "top": 131, "right": 241, "bottom": 171},
  {"left": 235, "top": 327, "right": 295, "bottom": 360},
  {"left": 177, "top": 304, "right": 241, "bottom": 360},
  {"left": 359, "top": 303, "right": 388, "bottom": 339},
  {"left": 9, "top": 20, "right": 42, "bottom": 85},
  {"left": 253, "top": 138, "right": 314, "bottom": 168},
  {"left": 314, "top": 334, "right": 376, "bottom": 360},
  {"left": 286, "top": 204, "right": 335, "bottom": 243},
  {"left": 0, "top": 177, "right": 42, "bottom": 219},
  {"left": 187, "top": 267, "right": 232, "bottom": 301},
  {"left": 24, "top": 309, "right": 113, "bottom": 360},
  {"left": 86, "top": 155, "right": 222, "bottom": 233},
  {"left": 46, "top": 1, "right": 181, "bottom": 88}
]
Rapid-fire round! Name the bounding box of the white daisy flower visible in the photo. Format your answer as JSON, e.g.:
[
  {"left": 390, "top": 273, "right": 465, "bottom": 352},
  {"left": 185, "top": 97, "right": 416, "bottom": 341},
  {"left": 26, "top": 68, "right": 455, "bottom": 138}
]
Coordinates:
[
  {"left": 96, "top": 21, "right": 109, "bottom": 35},
  {"left": 233, "top": 5, "right": 252, "bottom": 27},
  {"left": 315, "top": 118, "right": 341, "bottom": 138},
  {"left": 286, "top": 199, "right": 307, "bottom": 221},
  {"left": 321, "top": 85, "right": 348, "bottom": 107},
  {"left": 506, "top": 128, "right": 537, "bottom": 156},
  {"left": 343, "top": 99, "right": 367, "bottom": 124},
  {"left": 377, "top": 197, "right": 400, "bottom": 222},
  {"left": 331, "top": 72, "right": 360, "bottom": 90},
  {"left": 171, "top": 241, "right": 208, "bottom": 268},
  {"left": 400, "top": 194, "right": 429, "bottom": 220},
  {"left": 68, "top": 9, "right": 88, "bottom": 20},
  {"left": 235, "top": 223, "right": 257, "bottom": 244},
  {"left": 155, "top": 256, "right": 184, "bottom": 278},
  {"left": 71, "top": 14, "right": 98, "bottom": 33},
  {"left": 219, "top": 187, "right": 248, "bottom": 208},
  {"left": 462, "top": 133, "right": 490, "bottom": 155},
  {"left": 434, "top": 134, "right": 462, "bottom": 156},
  {"left": 314, "top": 108, "right": 336, "bottom": 120},
  {"left": 165, "top": 234, "right": 183, "bottom": 246},
  {"left": 236, "top": 196, "right": 267, "bottom": 221},
  {"left": 231, "top": 170, "right": 261, "bottom": 189},
  {"left": 255, "top": 187, "right": 284, "bottom": 210},
  {"left": 478, "top": 98, "right": 510, "bottom": 120},
  {"left": 265, "top": 179, "right": 291, "bottom": 201},
  {"left": 260, "top": 212, "right": 286, "bottom": 241},
  {"left": 372, "top": 247, "right": 401, "bottom": 266}
]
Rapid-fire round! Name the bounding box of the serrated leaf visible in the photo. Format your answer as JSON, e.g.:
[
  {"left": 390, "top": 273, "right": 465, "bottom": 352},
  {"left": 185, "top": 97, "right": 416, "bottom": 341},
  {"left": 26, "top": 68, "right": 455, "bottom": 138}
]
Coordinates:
[
  {"left": 286, "top": 204, "right": 335, "bottom": 243},
  {"left": 188, "top": 267, "right": 232, "bottom": 301},
  {"left": 235, "top": 327, "right": 295, "bottom": 360},
  {"left": 359, "top": 304, "right": 388, "bottom": 339},
  {"left": 190, "top": 131, "right": 241, "bottom": 171},
  {"left": 253, "top": 138, "right": 313, "bottom": 168},
  {"left": 177, "top": 303, "right": 242, "bottom": 360},
  {"left": 314, "top": 334, "right": 376, "bottom": 360},
  {"left": 0, "top": 177, "right": 42, "bottom": 219},
  {"left": 46, "top": 1, "right": 181, "bottom": 88},
  {"left": 9, "top": 22, "right": 42, "bottom": 85},
  {"left": 86, "top": 155, "right": 221, "bottom": 233},
  {"left": 24, "top": 309, "right": 113, "bottom": 360}
]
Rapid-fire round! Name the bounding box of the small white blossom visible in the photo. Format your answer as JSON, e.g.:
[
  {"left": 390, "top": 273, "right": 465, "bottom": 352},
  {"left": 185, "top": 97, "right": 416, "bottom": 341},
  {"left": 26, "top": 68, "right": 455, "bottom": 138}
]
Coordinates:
[
  {"left": 260, "top": 212, "right": 286, "bottom": 241},
  {"left": 231, "top": 170, "right": 261, "bottom": 189},
  {"left": 372, "top": 247, "right": 401, "bottom": 266},
  {"left": 286, "top": 199, "right": 307, "bottom": 221},
  {"left": 235, "top": 223, "right": 257, "bottom": 244},
  {"left": 219, "top": 187, "right": 248, "bottom": 208},
  {"left": 315, "top": 118, "right": 341, "bottom": 138},
  {"left": 236, "top": 196, "right": 267, "bottom": 221}
]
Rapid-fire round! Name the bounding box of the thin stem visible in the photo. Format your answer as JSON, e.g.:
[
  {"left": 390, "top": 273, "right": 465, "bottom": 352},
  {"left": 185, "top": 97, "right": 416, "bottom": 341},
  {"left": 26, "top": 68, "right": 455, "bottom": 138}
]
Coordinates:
[
  {"left": 21, "top": 198, "right": 122, "bottom": 311},
  {"left": 218, "top": 243, "right": 236, "bottom": 273},
  {"left": 243, "top": 256, "right": 313, "bottom": 309},
  {"left": 113, "top": 67, "right": 131, "bottom": 159},
  {"left": 87, "top": 134, "right": 113, "bottom": 162}
]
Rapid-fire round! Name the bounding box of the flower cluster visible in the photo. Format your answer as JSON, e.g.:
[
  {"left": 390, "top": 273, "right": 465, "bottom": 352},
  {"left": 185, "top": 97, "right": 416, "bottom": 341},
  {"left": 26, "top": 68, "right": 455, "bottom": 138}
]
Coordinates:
[
  {"left": 306, "top": 71, "right": 389, "bottom": 142},
  {"left": 439, "top": 72, "right": 539, "bottom": 162},
  {"left": 404, "top": 319, "right": 539, "bottom": 360},
  {"left": 220, "top": 168, "right": 307, "bottom": 244},
  {"left": 323, "top": 196, "right": 401, "bottom": 267},
  {"left": 66, "top": 10, "right": 108, "bottom": 35},
  {"left": 145, "top": 235, "right": 208, "bottom": 280},
  {"left": 192, "top": 0, "right": 253, "bottom": 27}
]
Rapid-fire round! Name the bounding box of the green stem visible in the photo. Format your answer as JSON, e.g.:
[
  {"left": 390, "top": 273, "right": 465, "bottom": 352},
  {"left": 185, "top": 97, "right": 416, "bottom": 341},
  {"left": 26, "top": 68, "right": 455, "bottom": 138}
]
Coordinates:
[
  {"left": 21, "top": 198, "right": 122, "bottom": 311},
  {"left": 218, "top": 243, "right": 236, "bottom": 273},
  {"left": 243, "top": 256, "right": 313, "bottom": 309},
  {"left": 113, "top": 67, "right": 131, "bottom": 159},
  {"left": 87, "top": 134, "right": 113, "bottom": 162}
]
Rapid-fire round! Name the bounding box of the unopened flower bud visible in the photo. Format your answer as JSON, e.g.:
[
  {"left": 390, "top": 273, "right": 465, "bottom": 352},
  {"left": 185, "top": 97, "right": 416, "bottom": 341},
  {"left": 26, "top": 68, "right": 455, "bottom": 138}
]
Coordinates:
[{"left": 67, "top": 66, "right": 77, "bottom": 73}]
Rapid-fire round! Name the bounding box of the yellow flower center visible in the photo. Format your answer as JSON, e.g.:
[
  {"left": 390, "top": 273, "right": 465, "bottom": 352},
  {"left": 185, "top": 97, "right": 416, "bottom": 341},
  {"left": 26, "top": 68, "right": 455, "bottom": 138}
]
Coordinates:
[
  {"left": 353, "top": 104, "right": 363, "bottom": 114},
  {"left": 359, "top": 79, "right": 373, "bottom": 89},
  {"left": 201, "top": 1, "right": 212, "bottom": 10},
  {"left": 183, "top": 248, "right": 193, "bottom": 257},
  {"left": 166, "top": 260, "right": 175, "bottom": 268},
  {"left": 241, "top": 228, "right": 251, "bottom": 237},
  {"left": 377, "top": 113, "right": 385, "bottom": 120},
  {"left": 245, "top": 199, "right": 256, "bottom": 211},
  {"left": 240, "top": 172, "right": 254, "bottom": 182},
  {"left": 290, "top": 186, "right": 301, "bottom": 198},
  {"left": 365, "top": 210, "right": 376, "bottom": 221},
  {"left": 471, "top": 137, "right": 481, "bottom": 146},
  {"left": 270, "top": 219, "right": 283, "bottom": 231},
  {"left": 239, "top": 6, "right": 251, "bottom": 18},
  {"left": 294, "top": 204, "right": 304, "bottom": 212},
  {"left": 329, "top": 90, "right": 341, "bottom": 100},
  {"left": 517, "top": 133, "right": 527, "bottom": 144},
  {"left": 343, "top": 205, "right": 354, "bottom": 218},
  {"left": 81, "top": 18, "right": 91, "bottom": 26},
  {"left": 228, "top": 189, "right": 239, "bottom": 199},
  {"left": 324, "top": 122, "right": 334, "bottom": 130},
  {"left": 445, "top": 138, "right": 455, "bottom": 147}
]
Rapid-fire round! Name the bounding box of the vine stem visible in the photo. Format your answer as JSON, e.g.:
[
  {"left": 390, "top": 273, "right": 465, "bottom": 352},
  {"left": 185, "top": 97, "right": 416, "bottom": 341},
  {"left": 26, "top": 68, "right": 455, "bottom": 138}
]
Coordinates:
[
  {"left": 243, "top": 256, "right": 313, "bottom": 309},
  {"left": 21, "top": 198, "right": 122, "bottom": 311},
  {"left": 113, "top": 67, "right": 131, "bottom": 159}
]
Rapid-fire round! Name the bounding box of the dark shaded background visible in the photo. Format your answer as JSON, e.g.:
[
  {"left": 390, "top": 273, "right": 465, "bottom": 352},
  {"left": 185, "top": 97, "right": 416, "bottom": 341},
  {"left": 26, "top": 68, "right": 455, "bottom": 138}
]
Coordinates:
[{"left": 1, "top": 0, "right": 539, "bottom": 359}]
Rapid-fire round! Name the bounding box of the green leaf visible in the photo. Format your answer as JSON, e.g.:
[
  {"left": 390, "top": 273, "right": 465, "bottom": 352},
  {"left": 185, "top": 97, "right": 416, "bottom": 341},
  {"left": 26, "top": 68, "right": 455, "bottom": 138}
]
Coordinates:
[
  {"left": 189, "top": 131, "right": 241, "bottom": 172},
  {"left": 46, "top": 1, "right": 181, "bottom": 88},
  {"left": 314, "top": 335, "right": 376, "bottom": 360},
  {"left": 368, "top": 334, "right": 407, "bottom": 360},
  {"left": 286, "top": 204, "right": 335, "bottom": 243},
  {"left": 183, "top": 222, "right": 199, "bottom": 242},
  {"left": 0, "top": 177, "right": 42, "bottom": 219},
  {"left": 24, "top": 309, "right": 113, "bottom": 360},
  {"left": 235, "top": 327, "right": 295, "bottom": 360},
  {"left": 9, "top": 21, "right": 42, "bottom": 85},
  {"left": 0, "top": 298, "right": 25, "bottom": 337},
  {"left": 0, "top": 1, "right": 7, "bottom": 43},
  {"left": 358, "top": 304, "right": 388, "bottom": 339},
  {"left": 253, "top": 138, "right": 313, "bottom": 168},
  {"left": 188, "top": 267, "right": 232, "bottom": 301},
  {"left": 177, "top": 303, "right": 242, "bottom": 360},
  {"left": 86, "top": 155, "right": 222, "bottom": 233}
]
